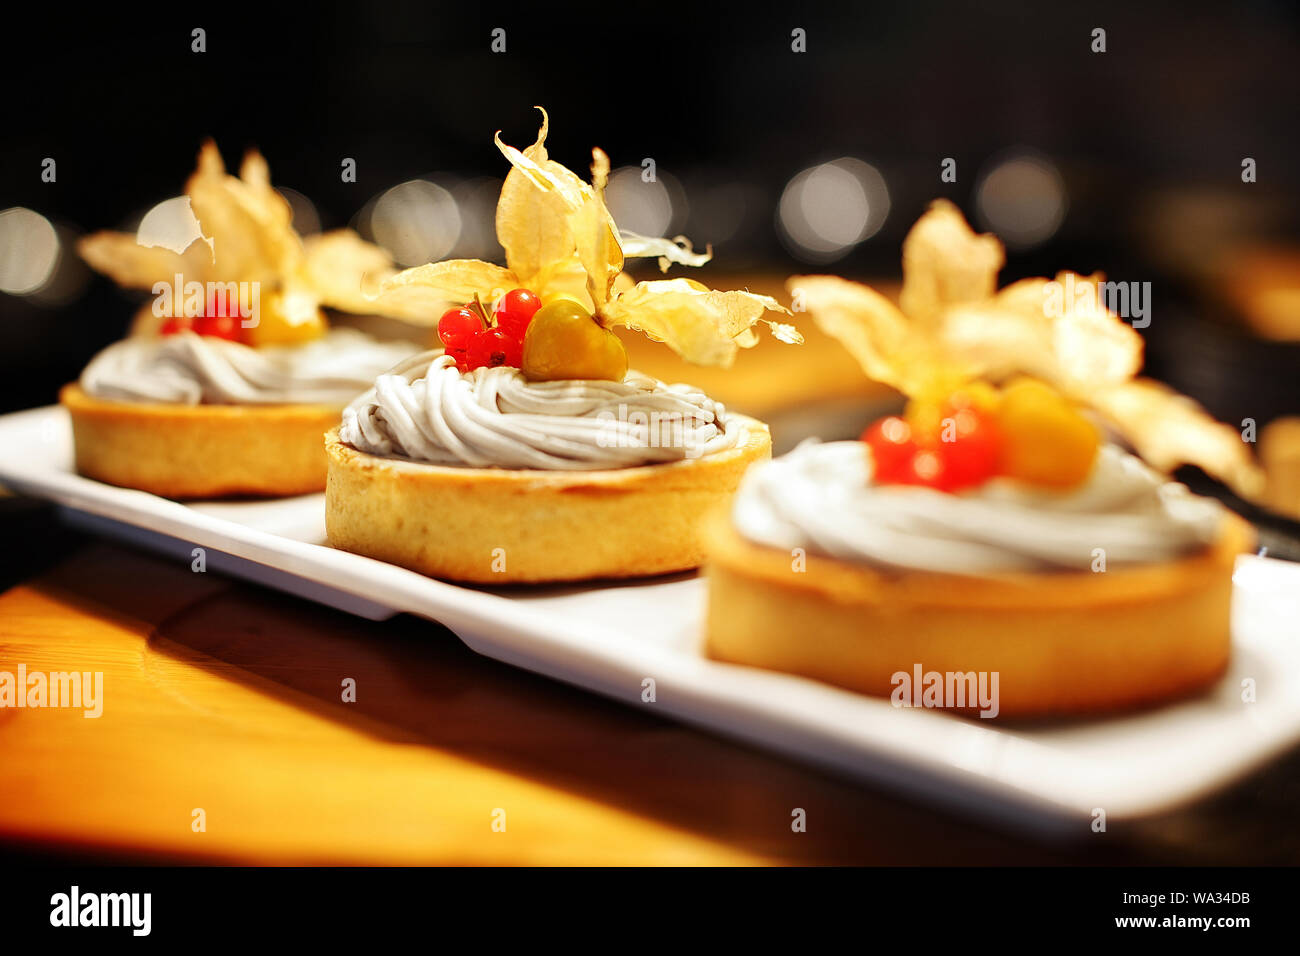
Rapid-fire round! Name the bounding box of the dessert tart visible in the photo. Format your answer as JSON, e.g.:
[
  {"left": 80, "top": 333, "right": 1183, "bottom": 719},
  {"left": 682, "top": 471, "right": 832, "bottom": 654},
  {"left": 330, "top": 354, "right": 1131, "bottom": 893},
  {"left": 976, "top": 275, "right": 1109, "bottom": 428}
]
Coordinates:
[
  {"left": 65, "top": 142, "right": 419, "bottom": 497},
  {"left": 704, "top": 201, "right": 1262, "bottom": 717},
  {"left": 327, "top": 352, "right": 770, "bottom": 582},
  {"left": 65, "top": 328, "right": 413, "bottom": 498},
  {"left": 326, "top": 110, "right": 798, "bottom": 583}
]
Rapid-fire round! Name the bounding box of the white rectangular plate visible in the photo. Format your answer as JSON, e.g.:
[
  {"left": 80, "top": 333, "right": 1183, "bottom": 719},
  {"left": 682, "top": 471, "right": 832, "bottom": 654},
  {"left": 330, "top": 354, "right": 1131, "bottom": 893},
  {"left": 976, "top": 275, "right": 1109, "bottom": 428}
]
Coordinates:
[{"left": 4, "top": 404, "right": 1299, "bottom": 835}]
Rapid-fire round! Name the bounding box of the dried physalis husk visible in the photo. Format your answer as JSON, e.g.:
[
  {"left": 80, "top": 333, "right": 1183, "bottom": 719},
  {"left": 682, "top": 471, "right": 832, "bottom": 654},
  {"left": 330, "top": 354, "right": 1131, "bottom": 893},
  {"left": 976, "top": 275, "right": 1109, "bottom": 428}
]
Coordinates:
[
  {"left": 494, "top": 123, "right": 623, "bottom": 310},
  {"left": 496, "top": 112, "right": 796, "bottom": 362},
  {"left": 367, "top": 107, "right": 797, "bottom": 364},
  {"left": 493, "top": 107, "right": 591, "bottom": 285},
  {"left": 362, "top": 109, "right": 610, "bottom": 319},
  {"left": 1089, "top": 380, "right": 1264, "bottom": 499},
  {"left": 791, "top": 200, "right": 1263, "bottom": 497},
  {"left": 77, "top": 230, "right": 212, "bottom": 289},
  {"left": 79, "top": 141, "right": 404, "bottom": 326}
]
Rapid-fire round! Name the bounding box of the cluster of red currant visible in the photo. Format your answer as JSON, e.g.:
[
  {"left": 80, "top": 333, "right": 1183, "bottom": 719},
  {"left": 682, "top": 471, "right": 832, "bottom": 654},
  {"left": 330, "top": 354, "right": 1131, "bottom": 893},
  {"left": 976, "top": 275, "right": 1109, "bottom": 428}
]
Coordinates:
[
  {"left": 158, "top": 305, "right": 242, "bottom": 341},
  {"left": 860, "top": 379, "right": 1102, "bottom": 492},
  {"left": 438, "top": 288, "right": 542, "bottom": 372},
  {"left": 861, "top": 388, "right": 1001, "bottom": 492}
]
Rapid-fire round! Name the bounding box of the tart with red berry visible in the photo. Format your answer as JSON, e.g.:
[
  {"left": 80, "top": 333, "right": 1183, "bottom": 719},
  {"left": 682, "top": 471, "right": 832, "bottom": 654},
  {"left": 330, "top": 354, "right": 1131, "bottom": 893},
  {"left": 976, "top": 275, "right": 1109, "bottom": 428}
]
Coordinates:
[
  {"left": 325, "top": 110, "right": 798, "bottom": 583},
  {"left": 63, "top": 142, "right": 418, "bottom": 498},
  {"left": 704, "top": 201, "right": 1261, "bottom": 717}
]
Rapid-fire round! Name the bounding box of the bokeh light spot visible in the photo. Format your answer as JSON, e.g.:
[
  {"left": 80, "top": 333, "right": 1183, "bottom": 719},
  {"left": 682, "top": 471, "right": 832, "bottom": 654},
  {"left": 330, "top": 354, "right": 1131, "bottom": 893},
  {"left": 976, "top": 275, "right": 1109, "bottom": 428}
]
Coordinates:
[{"left": 0, "top": 207, "right": 61, "bottom": 296}]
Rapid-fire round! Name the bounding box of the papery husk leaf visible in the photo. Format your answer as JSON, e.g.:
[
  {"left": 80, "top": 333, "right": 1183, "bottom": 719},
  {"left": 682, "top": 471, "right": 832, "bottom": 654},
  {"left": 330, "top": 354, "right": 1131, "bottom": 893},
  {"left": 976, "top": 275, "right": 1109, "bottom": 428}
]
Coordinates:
[
  {"left": 941, "top": 273, "right": 1144, "bottom": 394},
  {"left": 185, "top": 140, "right": 301, "bottom": 283},
  {"left": 572, "top": 148, "right": 623, "bottom": 310},
  {"left": 767, "top": 321, "right": 804, "bottom": 344},
  {"left": 366, "top": 259, "right": 516, "bottom": 323},
  {"left": 77, "top": 230, "right": 213, "bottom": 289},
  {"left": 1089, "top": 379, "right": 1264, "bottom": 498},
  {"left": 620, "top": 232, "right": 713, "bottom": 271},
  {"left": 528, "top": 254, "right": 633, "bottom": 311},
  {"left": 900, "top": 198, "right": 1004, "bottom": 323},
  {"left": 601, "top": 278, "right": 794, "bottom": 367},
  {"left": 495, "top": 121, "right": 624, "bottom": 309},
  {"left": 788, "top": 274, "right": 956, "bottom": 394},
  {"left": 493, "top": 117, "right": 589, "bottom": 208},
  {"left": 300, "top": 229, "right": 403, "bottom": 315},
  {"left": 238, "top": 149, "right": 274, "bottom": 198},
  {"left": 493, "top": 107, "right": 583, "bottom": 283}
]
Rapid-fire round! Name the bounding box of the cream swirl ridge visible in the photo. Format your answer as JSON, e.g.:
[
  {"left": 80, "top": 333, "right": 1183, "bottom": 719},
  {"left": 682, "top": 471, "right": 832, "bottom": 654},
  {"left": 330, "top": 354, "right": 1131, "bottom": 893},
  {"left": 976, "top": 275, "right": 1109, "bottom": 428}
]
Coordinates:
[
  {"left": 732, "top": 439, "right": 1225, "bottom": 573},
  {"left": 339, "top": 350, "right": 743, "bottom": 470},
  {"left": 79, "top": 329, "right": 418, "bottom": 406}
]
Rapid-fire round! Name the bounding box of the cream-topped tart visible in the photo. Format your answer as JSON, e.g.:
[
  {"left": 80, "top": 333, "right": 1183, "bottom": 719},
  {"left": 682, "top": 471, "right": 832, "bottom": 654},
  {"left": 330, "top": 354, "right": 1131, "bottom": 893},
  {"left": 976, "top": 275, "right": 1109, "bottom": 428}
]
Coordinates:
[
  {"left": 64, "top": 141, "right": 421, "bottom": 498},
  {"left": 325, "top": 110, "right": 797, "bottom": 583},
  {"left": 704, "top": 202, "right": 1260, "bottom": 717}
]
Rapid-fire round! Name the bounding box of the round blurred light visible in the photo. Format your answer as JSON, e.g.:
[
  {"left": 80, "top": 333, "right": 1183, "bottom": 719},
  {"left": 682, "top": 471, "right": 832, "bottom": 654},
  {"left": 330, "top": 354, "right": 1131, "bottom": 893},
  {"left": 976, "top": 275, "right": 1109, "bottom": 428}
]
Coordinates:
[
  {"left": 371, "top": 179, "right": 462, "bottom": 266},
  {"left": 974, "top": 153, "right": 1067, "bottom": 249},
  {"left": 0, "top": 207, "right": 61, "bottom": 295},
  {"left": 136, "top": 196, "right": 204, "bottom": 254},
  {"left": 605, "top": 167, "right": 686, "bottom": 238},
  {"left": 777, "top": 158, "right": 890, "bottom": 262},
  {"left": 277, "top": 187, "right": 321, "bottom": 237}
]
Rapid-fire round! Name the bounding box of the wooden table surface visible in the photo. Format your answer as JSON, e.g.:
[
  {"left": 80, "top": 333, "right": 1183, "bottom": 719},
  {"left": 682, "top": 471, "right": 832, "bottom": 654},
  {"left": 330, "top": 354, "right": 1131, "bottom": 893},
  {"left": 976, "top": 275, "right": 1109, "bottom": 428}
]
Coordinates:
[{"left": 1, "top": 497, "right": 1297, "bottom": 866}]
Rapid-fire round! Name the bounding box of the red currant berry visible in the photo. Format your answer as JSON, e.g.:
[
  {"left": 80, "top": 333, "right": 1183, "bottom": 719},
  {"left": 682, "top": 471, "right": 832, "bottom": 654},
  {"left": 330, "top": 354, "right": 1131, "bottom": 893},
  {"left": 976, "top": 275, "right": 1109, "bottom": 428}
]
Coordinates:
[
  {"left": 498, "top": 331, "right": 523, "bottom": 368},
  {"left": 446, "top": 346, "right": 469, "bottom": 372},
  {"left": 861, "top": 415, "right": 918, "bottom": 483},
  {"left": 192, "top": 313, "right": 241, "bottom": 340},
  {"left": 904, "top": 448, "right": 958, "bottom": 492},
  {"left": 937, "top": 406, "right": 1001, "bottom": 489},
  {"left": 159, "top": 316, "right": 191, "bottom": 336},
  {"left": 493, "top": 288, "right": 542, "bottom": 341},
  {"left": 465, "top": 327, "right": 518, "bottom": 370},
  {"left": 438, "top": 306, "right": 483, "bottom": 352}
]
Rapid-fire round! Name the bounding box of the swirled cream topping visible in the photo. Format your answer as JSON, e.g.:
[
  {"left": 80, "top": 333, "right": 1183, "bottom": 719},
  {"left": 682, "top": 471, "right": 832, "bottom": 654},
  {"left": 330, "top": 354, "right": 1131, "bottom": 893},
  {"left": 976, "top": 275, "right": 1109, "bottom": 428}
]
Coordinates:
[
  {"left": 340, "top": 350, "right": 743, "bottom": 470},
  {"left": 79, "top": 329, "right": 419, "bottom": 407},
  {"left": 733, "top": 439, "right": 1225, "bottom": 573}
]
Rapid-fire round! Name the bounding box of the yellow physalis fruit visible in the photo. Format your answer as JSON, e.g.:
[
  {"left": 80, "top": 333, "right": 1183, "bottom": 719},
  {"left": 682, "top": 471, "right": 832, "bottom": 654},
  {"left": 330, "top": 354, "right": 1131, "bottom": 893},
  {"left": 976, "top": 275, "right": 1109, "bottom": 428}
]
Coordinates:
[
  {"left": 245, "top": 288, "right": 327, "bottom": 346},
  {"left": 521, "top": 299, "right": 628, "bottom": 382},
  {"left": 996, "top": 378, "right": 1100, "bottom": 488}
]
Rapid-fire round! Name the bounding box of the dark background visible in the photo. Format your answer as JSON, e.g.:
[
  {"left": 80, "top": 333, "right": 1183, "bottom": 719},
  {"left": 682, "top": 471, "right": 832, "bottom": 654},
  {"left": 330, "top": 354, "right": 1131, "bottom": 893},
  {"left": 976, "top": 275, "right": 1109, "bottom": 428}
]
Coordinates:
[{"left": 1, "top": 0, "right": 1297, "bottom": 414}]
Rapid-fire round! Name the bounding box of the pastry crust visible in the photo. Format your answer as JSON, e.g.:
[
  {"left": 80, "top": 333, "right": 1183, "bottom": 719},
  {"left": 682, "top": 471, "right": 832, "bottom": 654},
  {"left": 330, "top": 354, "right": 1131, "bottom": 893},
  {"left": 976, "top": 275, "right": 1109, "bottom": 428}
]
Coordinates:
[
  {"left": 61, "top": 383, "right": 341, "bottom": 498},
  {"left": 324, "top": 417, "right": 771, "bottom": 583},
  {"left": 703, "top": 510, "right": 1254, "bottom": 717}
]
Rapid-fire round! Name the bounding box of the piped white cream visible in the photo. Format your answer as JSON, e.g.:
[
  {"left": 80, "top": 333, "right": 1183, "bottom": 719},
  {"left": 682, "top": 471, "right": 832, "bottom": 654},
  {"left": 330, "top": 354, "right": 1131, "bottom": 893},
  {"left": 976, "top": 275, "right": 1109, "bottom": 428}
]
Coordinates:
[
  {"left": 340, "top": 350, "right": 743, "bottom": 471},
  {"left": 732, "top": 439, "right": 1225, "bottom": 573},
  {"left": 80, "top": 329, "right": 418, "bottom": 407}
]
